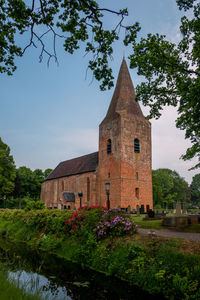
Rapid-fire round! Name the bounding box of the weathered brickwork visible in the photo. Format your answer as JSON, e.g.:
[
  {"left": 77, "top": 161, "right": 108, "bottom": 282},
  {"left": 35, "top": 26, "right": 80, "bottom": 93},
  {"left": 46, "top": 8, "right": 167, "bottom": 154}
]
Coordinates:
[
  {"left": 41, "top": 58, "right": 153, "bottom": 211},
  {"left": 41, "top": 171, "right": 96, "bottom": 209}
]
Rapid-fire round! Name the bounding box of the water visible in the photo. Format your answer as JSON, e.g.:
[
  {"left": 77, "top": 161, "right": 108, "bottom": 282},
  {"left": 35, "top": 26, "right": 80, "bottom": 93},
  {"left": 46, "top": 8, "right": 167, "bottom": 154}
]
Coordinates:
[{"left": 0, "top": 239, "right": 161, "bottom": 299}]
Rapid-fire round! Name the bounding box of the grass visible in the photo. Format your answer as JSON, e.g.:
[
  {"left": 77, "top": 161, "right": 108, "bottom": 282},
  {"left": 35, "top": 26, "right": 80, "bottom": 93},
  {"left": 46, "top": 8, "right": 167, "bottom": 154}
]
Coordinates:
[
  {"left": 0, "top": 209, "right": 200, "bottom": 299},
  {"left": 132, "top": 215, "right": 200, "bottom": 233},
  {"left": 0, "top": 269, "right": 44, "bottom": 300},
  {"left": 132, "top": 215, "right": 163, "bottom": 230}
]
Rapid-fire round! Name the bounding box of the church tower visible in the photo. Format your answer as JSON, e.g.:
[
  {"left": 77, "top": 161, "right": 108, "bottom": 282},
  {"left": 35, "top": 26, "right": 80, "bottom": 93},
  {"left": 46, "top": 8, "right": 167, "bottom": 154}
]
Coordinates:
[{"left": 96, "top": 58, "right": 153, "bottom": 212}]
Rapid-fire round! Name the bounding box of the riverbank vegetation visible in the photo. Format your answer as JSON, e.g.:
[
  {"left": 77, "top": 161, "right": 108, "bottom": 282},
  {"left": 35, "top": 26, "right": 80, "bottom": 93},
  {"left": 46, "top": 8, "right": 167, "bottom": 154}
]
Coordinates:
[
  {"left": 0, "top": 268, "right": 43, "bottom": 300},
  {"left": 0, "top": 207, "right": 200, "bottom": 299}
]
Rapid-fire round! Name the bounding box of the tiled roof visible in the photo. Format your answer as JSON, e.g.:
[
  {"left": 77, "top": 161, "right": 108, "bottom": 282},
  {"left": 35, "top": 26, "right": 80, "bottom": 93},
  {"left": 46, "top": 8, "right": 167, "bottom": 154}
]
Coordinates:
[
  {"left": 101, "top": 58, "right": 144, "bottom": 124},
  {"left": 46, "top": 152, "right": 98, "bottom": 180}
]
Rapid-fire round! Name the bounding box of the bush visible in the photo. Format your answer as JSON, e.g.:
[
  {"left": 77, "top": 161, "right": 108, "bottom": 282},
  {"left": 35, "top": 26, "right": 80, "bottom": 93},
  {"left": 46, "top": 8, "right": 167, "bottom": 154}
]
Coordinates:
[
  {"left": 94, "top": 208, "right": 138, "bottom": 239},
  {"left": 24, "top": 200, "right": 45, "bottom": 211}
]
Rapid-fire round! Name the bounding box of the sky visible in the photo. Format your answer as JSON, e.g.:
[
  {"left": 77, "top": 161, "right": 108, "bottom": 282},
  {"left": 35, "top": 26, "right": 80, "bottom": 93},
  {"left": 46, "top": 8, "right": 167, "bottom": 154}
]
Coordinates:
[{"left": 0, "top": 0, "right": 199, "bottom": 184}]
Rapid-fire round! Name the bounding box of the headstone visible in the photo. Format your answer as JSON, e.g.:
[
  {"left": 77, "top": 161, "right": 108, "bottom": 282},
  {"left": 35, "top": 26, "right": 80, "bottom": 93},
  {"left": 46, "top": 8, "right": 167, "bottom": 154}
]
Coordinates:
[
  {"left": 136, "top": 205, "right": 140, "bottom": 217},
  {"left": 176, "top": 201, "right": 182, "bottom": 216}
]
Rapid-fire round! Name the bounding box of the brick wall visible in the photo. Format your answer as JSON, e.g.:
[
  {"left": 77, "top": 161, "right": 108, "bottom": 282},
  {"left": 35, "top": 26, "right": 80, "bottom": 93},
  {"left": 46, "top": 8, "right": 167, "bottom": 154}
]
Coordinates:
[{"left": 40, "top": 171, "right": 96, "bottom": 209}]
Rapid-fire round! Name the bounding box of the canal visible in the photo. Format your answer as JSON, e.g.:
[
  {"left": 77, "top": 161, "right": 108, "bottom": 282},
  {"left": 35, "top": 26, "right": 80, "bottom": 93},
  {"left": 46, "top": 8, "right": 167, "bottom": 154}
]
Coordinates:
[{"left": 0, "top": 239, "right": 162, "bottom": 299}]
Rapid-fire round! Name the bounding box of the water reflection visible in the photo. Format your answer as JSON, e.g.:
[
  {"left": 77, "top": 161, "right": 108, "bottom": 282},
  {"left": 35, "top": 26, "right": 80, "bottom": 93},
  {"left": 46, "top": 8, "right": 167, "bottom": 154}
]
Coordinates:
[{"left": 0, "top": 239, "right": 162, "bottom": 299}]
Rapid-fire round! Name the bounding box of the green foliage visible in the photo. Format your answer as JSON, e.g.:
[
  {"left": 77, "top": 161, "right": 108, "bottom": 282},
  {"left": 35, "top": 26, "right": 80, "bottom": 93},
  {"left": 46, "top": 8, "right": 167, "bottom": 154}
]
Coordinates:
[
  {"left": 0, "top": 137, "right": 16, "bottom": 204},
  {"left": 0, "top": 269, "right": 43, "bottom": 300},
  {"left": 152, "top": 168, "right": 188, "bottom": 207},
  {"left": 94, "top": 208, "right": 137, "bottom": 239},
  {"left": 13, "top": 167, "right": 52, "bottom": 200},
  {"left": 24, "top": 200, "right": 45, "bottom": 211},
  {"left": 0, "top": 0, "right": 138, "bottom": 91},
  {"left": 191, "top": 174, "right": 200, "bottom": 205},
  {"left": 127, "top": 0, "right": 200, "bottom": 169},
  {"left": 0, "top": 209, "right": 200, "bottom": 298}
]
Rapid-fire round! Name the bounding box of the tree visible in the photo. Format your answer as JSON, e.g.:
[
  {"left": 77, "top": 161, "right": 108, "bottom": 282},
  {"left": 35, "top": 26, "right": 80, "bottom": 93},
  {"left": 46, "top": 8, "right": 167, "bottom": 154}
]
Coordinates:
[
  {"left": 1, "top": 0, "right": 199, "bottom": 168},
  {"left": 13, "top": 166, "right": 53, "bottom": 200},
  {"left": 190, "top": 174, "right": 200, "bottom": 205},
  {"left": 0, "top": 137, "right": 16, "bottom": 204},
  {"left": 43, "top": 168, "right": 53, "bottom": 179},
  {"left": 126, "top": 0, "right": 200, "bottom": 169},
  {"left": 152, "top": 168, "right": 188, "bottom": 208},
  {"left": 0, "top": 0, "right": 138, "bottom": 90},
  {"left": 13, "top": 166, "right": 35, "bottom": 198}
]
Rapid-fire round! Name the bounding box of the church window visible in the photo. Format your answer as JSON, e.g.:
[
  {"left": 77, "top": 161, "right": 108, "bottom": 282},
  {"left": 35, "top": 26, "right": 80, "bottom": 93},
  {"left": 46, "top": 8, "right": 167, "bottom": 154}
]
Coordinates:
[
  {"left": 134, "top": 139, "right": 140, "bottom": 153},
  {"left": 62, "top": 181, "right": 64, "bottom": 191},
  {"left": 107, "top": 139, "right": 112, "bottom": 154},
  {"left": 136, "top": 172, "right": 138, "bottom": 181},
  {"left": 135, "top": 188, "right": 139, "bottom": 199},
  {"left": 87, "top": 177, "right": 90, "bottom": 201}
]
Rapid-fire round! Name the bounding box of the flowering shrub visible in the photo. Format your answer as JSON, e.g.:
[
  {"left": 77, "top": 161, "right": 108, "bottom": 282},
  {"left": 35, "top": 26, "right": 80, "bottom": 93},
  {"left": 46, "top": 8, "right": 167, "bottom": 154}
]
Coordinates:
[
  {"left": 64, "top": 211, "right": 82, "bottom": 235},
  {"left": 95, "top": 208, "right": 138, "bottom": 239},
  {"left": 64, "top": 205, "right": 106, "bottom": 235},
  {"left": 63, "top": 206, "right": 138, "bottom": 239}
]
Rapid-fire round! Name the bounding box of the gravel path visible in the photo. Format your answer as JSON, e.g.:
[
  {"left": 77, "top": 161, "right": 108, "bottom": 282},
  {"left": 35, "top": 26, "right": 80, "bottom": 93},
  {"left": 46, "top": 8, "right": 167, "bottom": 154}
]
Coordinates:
[{"left": 138, "top": 228, "right": 200, "bottom": 242}]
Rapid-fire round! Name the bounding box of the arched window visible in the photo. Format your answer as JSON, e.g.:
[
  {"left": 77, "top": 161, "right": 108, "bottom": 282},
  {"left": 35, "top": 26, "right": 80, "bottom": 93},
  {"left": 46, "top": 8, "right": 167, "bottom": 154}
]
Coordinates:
[
  {"left": 107, "top": 139, "right": 112, "bottom": 154},
  {"left": 134, "top": 138, "right": 140, "bottom": 153},
  {"left": 87, "top": 177, "right": 90, "bottom": 201},
  {"left": 135, "top": 188, "right": 139, "bottom": 199}
]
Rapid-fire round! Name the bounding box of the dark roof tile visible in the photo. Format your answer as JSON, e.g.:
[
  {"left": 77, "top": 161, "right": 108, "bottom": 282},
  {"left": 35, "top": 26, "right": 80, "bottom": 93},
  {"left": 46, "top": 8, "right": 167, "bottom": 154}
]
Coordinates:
[{"left": 46, "top": 152, "right": 98, "bottom": 180}]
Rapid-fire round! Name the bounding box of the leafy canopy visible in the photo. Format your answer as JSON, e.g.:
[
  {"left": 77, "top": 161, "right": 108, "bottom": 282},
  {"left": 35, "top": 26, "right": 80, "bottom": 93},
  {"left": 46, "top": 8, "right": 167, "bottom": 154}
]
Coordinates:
[
  {"left": 0, "top": 0, "right": 199, "bottom": 168},
  {"left": 0, "top": 0, "right": 139, "bottom": 90},
  {"left": 126, "top": 0, "right": 200, "bottom": 170},
  {"left": 152, "top": 168, "right": 188, "bottom": 208},
  {"left": 190, "top": 174, "right": 200, "bottom": 205},
  {"left": 0, "top": 137, "right": 16, "bottom": 200}
]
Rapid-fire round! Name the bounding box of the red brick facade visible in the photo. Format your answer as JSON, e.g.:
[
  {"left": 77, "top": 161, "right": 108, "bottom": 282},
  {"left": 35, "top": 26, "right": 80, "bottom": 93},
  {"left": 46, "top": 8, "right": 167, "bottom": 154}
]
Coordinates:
[{"left": 40, "top": 59, "right": 153, "bottom": 211}]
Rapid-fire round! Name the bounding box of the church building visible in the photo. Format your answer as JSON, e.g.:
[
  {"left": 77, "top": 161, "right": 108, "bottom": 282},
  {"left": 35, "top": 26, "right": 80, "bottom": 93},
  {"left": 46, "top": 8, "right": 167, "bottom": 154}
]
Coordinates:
[{"left": 40, "top": 59, "right": 153, "bottom": 212}]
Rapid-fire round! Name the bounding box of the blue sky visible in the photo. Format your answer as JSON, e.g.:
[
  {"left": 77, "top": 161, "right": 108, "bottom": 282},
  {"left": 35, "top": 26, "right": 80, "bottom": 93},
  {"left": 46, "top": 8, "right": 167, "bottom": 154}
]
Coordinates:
[{"left": 0, "top": 0, "right": 198, "bottom": 184}]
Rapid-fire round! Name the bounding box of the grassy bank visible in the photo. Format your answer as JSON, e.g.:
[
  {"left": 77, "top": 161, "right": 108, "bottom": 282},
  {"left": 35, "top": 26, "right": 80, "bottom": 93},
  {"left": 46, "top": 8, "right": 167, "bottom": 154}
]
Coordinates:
[
  {"left": 0, "top": 269, "right": 43, "bottom": 300},
  {"left": 0, "top": 208, "right": 200, "bottom": 299}
]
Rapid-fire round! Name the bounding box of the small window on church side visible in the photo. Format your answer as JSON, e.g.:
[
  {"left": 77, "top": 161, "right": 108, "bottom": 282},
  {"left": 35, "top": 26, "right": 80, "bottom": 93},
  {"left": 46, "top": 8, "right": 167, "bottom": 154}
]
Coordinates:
[
  {"left": 134, "top": 139, "right": 140, "bottom": 153},
  {"left": 136, "top": 172, "right": 138, "bottom": 181},
  {"left": 135, "top": 188, "right": 139, "bottom": 199},
  {"left": 107, "top": 139, "right": 112, "bottom": 154},
  {"left": 87, "top": 177, "right": 90, "bottom": 201}
]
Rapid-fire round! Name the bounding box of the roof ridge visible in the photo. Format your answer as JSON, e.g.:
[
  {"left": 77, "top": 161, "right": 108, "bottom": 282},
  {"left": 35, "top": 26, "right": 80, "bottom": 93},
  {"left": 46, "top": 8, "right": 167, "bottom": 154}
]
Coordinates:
[
  {"left": 59, "top": 151, "right": 98, "bottom": 164},
  {"left": 46, "top": 151, "right": 99, "bottom": 181}
]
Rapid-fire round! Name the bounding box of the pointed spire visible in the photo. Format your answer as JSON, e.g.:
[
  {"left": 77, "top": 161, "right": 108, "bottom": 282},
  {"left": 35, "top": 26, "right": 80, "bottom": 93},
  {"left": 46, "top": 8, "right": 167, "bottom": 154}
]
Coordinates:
[{"left": 103, "top": 58, "right": 144, "bottom": 123}]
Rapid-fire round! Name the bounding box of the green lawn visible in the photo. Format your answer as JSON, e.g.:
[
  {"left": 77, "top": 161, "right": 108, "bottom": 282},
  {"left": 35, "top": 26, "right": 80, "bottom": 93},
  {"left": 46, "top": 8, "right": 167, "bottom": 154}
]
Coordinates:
[
  {"left": 131, "top": 215, "right": 163, "bottom": 230},
  {"left": 131, "top": 215, "right": 200, "bottom": 232}
]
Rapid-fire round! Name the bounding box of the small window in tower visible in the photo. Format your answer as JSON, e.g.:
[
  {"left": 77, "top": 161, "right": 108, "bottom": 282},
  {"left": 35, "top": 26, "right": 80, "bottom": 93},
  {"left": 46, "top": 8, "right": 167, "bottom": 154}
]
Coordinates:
[
  {"left": 134, "top": 139, "right": 140, "bottom": 153},
  {"left": 136, "top": 172, "right": 138, "bottom": 181},
  {"left": 107, "top": 139, "right": 112, "bottom": 154},
  {"left": 135, "top": 188, "right": 139, "bottom": 199},
  {"left": 108, "top": 172, "right": 110, "bottom": 178}
]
